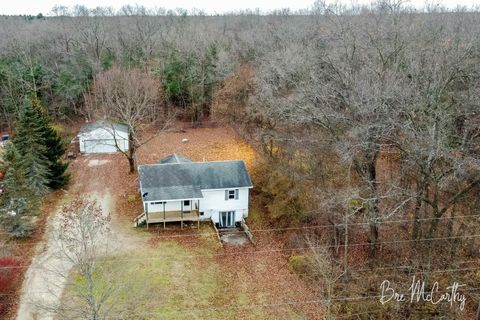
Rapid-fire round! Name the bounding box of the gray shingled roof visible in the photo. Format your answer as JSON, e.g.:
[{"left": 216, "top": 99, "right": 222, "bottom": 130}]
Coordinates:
[
  {"left": 139, "top": 158, "right": 253, "bottom": 201},
  {"left": 159, "top": 154, "right": 193, "bottom": 164},
  {"left": 143, "top": 185, "right": 203, "bottom": 201}
]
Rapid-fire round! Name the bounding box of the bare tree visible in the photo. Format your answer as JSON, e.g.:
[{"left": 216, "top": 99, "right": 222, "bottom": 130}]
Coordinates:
[
  {"left": 399, "top": 27, "right": 480, "bottom": 253},
  {"left": 116, "top": 5, "right": 162, "bottom": 65},
  {"left": 303, "top": 233, "right": 345, "bottom": 320},
  {"left": 89, "top": 66, "right": 173, "bottom": 173},
  {"left": 251, "top": 5, "right": 410, "bottom": 256},
  {"left": 53, "top": 198, "right": 115, "bottom": 320},
  {"left": 72, "top": 5, "right": 112, "bottom": 69}
]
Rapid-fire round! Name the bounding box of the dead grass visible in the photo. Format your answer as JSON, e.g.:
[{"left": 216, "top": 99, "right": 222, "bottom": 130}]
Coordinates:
[
  {"left": 61, "top": 223, "right": 319, "bottom": 319},
  {"left": 61, "top": 238, "right": 221, "bottom": 320},
  {"left": 215, "top": 230, "right": 323, "bottom": 319}
]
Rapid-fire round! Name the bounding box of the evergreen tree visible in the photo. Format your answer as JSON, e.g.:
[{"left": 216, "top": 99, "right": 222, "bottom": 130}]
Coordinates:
[
  {"left": 13, "top": 98, "right": 50, "bottom": 195},
  {"left": 31, "top": 98, "right": 70, "bottom": 188},
  {"left": 0, "top": 143, "right": 37, "bottom": 237}
]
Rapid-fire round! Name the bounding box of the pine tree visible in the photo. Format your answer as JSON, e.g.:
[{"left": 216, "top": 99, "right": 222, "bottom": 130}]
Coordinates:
[
  {"left": 13, "top": 98, "right": 50, "bottom": 195},
  {"left": 30, "top": 98, "right": 69, "bottom": 188},
  {"left": 0, "top": 143, "right": 37, "bottom": 237}
]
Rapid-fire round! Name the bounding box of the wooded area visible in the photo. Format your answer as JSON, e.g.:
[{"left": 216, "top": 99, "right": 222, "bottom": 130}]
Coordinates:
[{"left": 0, "top": 1, "right": 479, "bottom": 318}]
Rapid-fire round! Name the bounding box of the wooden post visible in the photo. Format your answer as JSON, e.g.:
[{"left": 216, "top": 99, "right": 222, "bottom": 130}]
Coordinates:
[
  {"left": 241, "top": 218, "right": 256, "bottom": 245},
  {"left": 145, "top": 203, "right": 149, "bottom": 229},
  {"left": 212, "top": 220, "right": 222, "bottom": 245},
  {"left": 197, "top": 200, "right": 200, "bottom": 229}
]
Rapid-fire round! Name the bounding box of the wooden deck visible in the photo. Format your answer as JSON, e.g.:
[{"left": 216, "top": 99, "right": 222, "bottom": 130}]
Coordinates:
[
  {"left": 134, "top": 210, "right": 200, "bottom": 228},
  {"left": 147, "top": 210, "right": 200, "bottom": 223}
]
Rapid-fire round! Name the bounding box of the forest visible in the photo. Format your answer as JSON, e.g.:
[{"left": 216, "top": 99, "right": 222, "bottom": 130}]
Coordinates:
[{"left": 0, "top": 1, "right": 479, "bottom": 319}]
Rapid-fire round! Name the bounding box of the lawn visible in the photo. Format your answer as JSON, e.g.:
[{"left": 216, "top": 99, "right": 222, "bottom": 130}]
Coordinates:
[{"left": 59, "top": 224, "right": 311, "bottom": 319}]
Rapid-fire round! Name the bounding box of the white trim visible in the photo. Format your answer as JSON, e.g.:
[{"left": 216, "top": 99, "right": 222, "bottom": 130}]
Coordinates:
[
  {"left": 143, "top": 197, "right": 202, "bottom": 203},
  {"left": 140, "top": 186, "right": 251, "bottom": 202},
  {"left": 201, "top": 186, "right": 253, "bottom": 191}
]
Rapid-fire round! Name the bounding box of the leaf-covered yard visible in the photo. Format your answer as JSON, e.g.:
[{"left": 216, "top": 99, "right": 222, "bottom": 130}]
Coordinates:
[{"left": 55, "top": 124, "right": 320, "bottom": 319}]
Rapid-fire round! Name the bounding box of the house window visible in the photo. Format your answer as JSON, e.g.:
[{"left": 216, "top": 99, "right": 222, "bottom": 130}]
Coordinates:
[
  {"left": 225, "top": 189, "right": 239, "bottom": 200},
  {"left": 200, "top": 212, "right": 204, "bottom": 216},
  {"left": 151, "top": 201, "right": 165, "bottom": 205},
  {"left": 183, "top": 200, "right": 190, "bottom": 206}
]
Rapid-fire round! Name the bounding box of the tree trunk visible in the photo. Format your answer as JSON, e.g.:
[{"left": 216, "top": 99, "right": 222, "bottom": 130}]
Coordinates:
[
  {"left": 344, "top": 212, "right": 349, "bottom": 273},
  {"left": 353, "top": 152, "right": 380, "bottom": 257},
  {"left": 368, "top": 206, "right": 379, "bottom": 257},
  {"left": 366, "top": 154, "right": 380, "bottom": 257},
  {"left": 426, "top": 184, "right": 441, "bottom": 241},
  {"left": 128, "top": 131, "right": 136, "bottom": 173},
  {"left": 128, "top": 156, "right": 135, "bottom": 174},
  {"left": 427, "top": 212, "right": 440, "bottom": 240},
  {"left": 446, "top": 205, "right": 458, "bottom": 266},
  {"left": 412, "top": 174, "right": 427, "bottom": 253}
]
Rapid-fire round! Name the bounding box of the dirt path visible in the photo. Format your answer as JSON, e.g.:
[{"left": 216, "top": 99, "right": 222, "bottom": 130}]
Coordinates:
[
  {"left": 16, "top": 206, "right": 73, "bottom": 320},
  {"left": 16, "top": 156, "right": 141, "bottom": 320}
]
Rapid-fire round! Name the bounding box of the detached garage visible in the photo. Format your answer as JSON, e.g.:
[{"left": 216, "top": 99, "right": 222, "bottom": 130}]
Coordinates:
[{"left": 78, "top": 121, "right": 129, "bottom": 154}]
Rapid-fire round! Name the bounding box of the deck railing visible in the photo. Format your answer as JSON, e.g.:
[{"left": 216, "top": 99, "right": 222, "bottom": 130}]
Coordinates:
[{"left": 146, "top": 209, "right": 199, "bottom": 223}]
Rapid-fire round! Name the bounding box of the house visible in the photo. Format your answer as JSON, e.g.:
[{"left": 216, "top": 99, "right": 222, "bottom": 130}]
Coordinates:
[
  {"left": 134, "top": 154, "right": 253, "bottom": 229},
  {"left": 78, "top": 121, "right": 129, "bottom": 154}
]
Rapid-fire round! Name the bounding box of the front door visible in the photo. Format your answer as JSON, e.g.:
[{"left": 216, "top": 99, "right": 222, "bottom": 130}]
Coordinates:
[
  {"left": 183, "top": 200, "right": 191, "bottom": 212},
  {"left": 219, "top": 211, "right": 235, "bottom": 228}
]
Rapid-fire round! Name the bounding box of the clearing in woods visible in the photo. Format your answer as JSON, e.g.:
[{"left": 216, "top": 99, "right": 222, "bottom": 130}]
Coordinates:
[{"left": 18, "top": 124, "right": 320, "bottom": 319}]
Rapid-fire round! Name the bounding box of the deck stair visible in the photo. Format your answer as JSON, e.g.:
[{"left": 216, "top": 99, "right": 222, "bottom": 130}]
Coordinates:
[{"left": 133, "top": 212, "right": 147, "bottom": 227}]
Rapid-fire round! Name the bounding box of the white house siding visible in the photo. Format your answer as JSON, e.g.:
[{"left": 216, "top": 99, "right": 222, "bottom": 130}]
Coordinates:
[
  {"left": 199, "top": 188, "right": 250, "bottom": 223},
  {"left": 80, "top": 138, "right": 127, "bottom": 153},
  {"left": 141, "top": 188, "right": 250, "bottom": 224},
  {"left": 146, "top": 200, "right": 200, "bottom": 213}
]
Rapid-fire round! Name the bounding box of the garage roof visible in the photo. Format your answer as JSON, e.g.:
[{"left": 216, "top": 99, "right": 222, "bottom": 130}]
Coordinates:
[
  {"left": 79, "top": 121, "right": 129, "bottom": 140},
  {"left": 139, "top": 155, "right": 253, "bottom": 201}
]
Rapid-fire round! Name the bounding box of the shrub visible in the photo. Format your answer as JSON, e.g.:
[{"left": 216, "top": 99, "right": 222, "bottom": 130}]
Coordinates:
[
  {"left": 288, "top": 255, "right": 308, "bottom": 275},
  {"left": 1, "top": 213, "right": 36, "bottom": 238},
  {"left": 127, "top": 194, "right": 138, "bottom": 203}
]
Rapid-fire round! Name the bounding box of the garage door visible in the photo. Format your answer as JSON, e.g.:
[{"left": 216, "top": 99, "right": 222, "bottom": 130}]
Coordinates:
[{"left": 83, "top": 139, "right": 126, "bottom": 153}]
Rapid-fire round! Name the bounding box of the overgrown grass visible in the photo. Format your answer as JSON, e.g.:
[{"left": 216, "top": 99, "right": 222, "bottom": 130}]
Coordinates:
[
  {"left": 60, "top": 224, "right": 307, "bottom": 319},
  {"left": 60, "top": 240, "right": 219, "bottom": 319}
]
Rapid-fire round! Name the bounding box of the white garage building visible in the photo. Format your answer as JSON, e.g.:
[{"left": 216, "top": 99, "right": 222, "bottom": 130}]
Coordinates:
[{"left": 78, "top": 121, "right": 129, "bottom": 154}]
